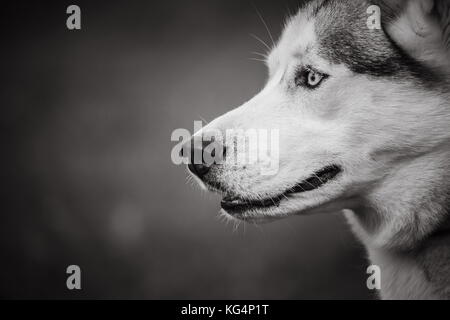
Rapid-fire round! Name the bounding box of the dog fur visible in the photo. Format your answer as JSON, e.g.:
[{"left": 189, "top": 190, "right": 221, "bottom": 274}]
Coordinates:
[{"left": 189, "top": 0, "right": 450, "bottom": 299}]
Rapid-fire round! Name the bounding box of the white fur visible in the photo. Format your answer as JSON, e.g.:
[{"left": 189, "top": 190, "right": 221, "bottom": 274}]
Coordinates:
[{"left": 191, "top": 0, "right": 450, "bottom": 299}]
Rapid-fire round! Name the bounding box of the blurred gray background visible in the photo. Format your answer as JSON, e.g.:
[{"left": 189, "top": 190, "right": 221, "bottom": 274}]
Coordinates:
[{"left": 1, "top": 0, "right": 373, "bottom": 299}]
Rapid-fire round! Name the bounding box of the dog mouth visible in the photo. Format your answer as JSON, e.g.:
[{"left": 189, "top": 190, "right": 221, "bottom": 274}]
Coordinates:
[{"left": 220, "top": 165, "right": 341, "bottom": 214}]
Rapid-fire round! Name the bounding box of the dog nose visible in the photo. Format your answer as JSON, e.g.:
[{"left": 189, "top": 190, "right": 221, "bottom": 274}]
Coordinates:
[{"left": 183, "top": 136, "right": 225, "bottom": 179}]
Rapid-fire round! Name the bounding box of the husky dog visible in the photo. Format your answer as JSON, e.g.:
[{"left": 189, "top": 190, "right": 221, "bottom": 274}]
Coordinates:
[{"left": 185, "top": 0, "right": 450, "bottom": 299}]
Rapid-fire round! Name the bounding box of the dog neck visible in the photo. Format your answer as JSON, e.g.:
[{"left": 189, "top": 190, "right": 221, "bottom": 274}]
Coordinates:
[
  {"left": 344, "top": 148, "right": 450, "bottom": 299},
  {"left": 351, "top": 149, "right": 450, "bottom": 248}
]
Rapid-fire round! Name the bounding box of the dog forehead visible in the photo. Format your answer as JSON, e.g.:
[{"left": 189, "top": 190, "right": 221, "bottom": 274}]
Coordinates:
[
  {"left": 273, "top": 0, "right": 375, "bottom": 66},
  {"left": 314, "top": 0, "right": 394, "bottom": 66},
  {"left": 268, "top": 0, "right": 439, "bottom": 88},
  {"left": 268, "top": 6, "right": 318, "bottom": 70},
  {"left": 273, "top": 0, "right": 434, "bottom": 82}
]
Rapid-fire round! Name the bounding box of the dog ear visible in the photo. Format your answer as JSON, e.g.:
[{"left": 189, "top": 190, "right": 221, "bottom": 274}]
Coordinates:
[
  {"left": 371, "top": 0, "right": 407, "bottom": 25},
  {"left": 435, "top": 0, "right": 450, "bottom": 49},
  {"left": 376, "top": 0, "right": 449, "bottom": 62}
]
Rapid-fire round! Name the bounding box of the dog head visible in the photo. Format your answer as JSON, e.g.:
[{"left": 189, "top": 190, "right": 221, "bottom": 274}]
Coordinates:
[{"left": 186, "top": 0, "right": 450, "bottom": 223}]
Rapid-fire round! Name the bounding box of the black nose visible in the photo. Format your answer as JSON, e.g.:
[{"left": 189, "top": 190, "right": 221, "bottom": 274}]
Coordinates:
[{"left": 183, "top": 136, "right": 225, "bottom": 179}]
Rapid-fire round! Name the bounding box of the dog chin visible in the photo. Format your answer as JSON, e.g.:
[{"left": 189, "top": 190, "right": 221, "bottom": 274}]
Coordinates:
[{"left": 219, "top": 208, "right": 290, "bottom": 224}]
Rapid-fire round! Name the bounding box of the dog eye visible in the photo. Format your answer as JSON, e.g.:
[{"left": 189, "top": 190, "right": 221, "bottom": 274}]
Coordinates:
[
  {"left": 307, "top": 70, "right": 324, "bottom": 87},
  {"left": 295, "top": 67, "right": 328, "bottom": 89}
]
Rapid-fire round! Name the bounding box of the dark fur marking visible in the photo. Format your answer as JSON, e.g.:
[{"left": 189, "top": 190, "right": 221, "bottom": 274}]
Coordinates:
[
  {"left": 311, "top": 0, "right": 443, "bottom": 88},
  {"left": 416, "top": 221, "right": 450, "bottom": 299}
]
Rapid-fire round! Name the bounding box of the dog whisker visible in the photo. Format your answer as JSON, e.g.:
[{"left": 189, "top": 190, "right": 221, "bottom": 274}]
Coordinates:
[
  {"left": 198, "top": 116, "right": 210, "bottom": 125},
  {"left": 249, "top": 33, "right": 271, "bottom": 51},
  {"left": 251, "top": 51, "right": 269, "bottom": 59},
  {"left": 249, "top": 57, "right": 266, "bottom": 63},
  {"left": 252, "top": 4, "right": 275, "bottom": 47}
]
